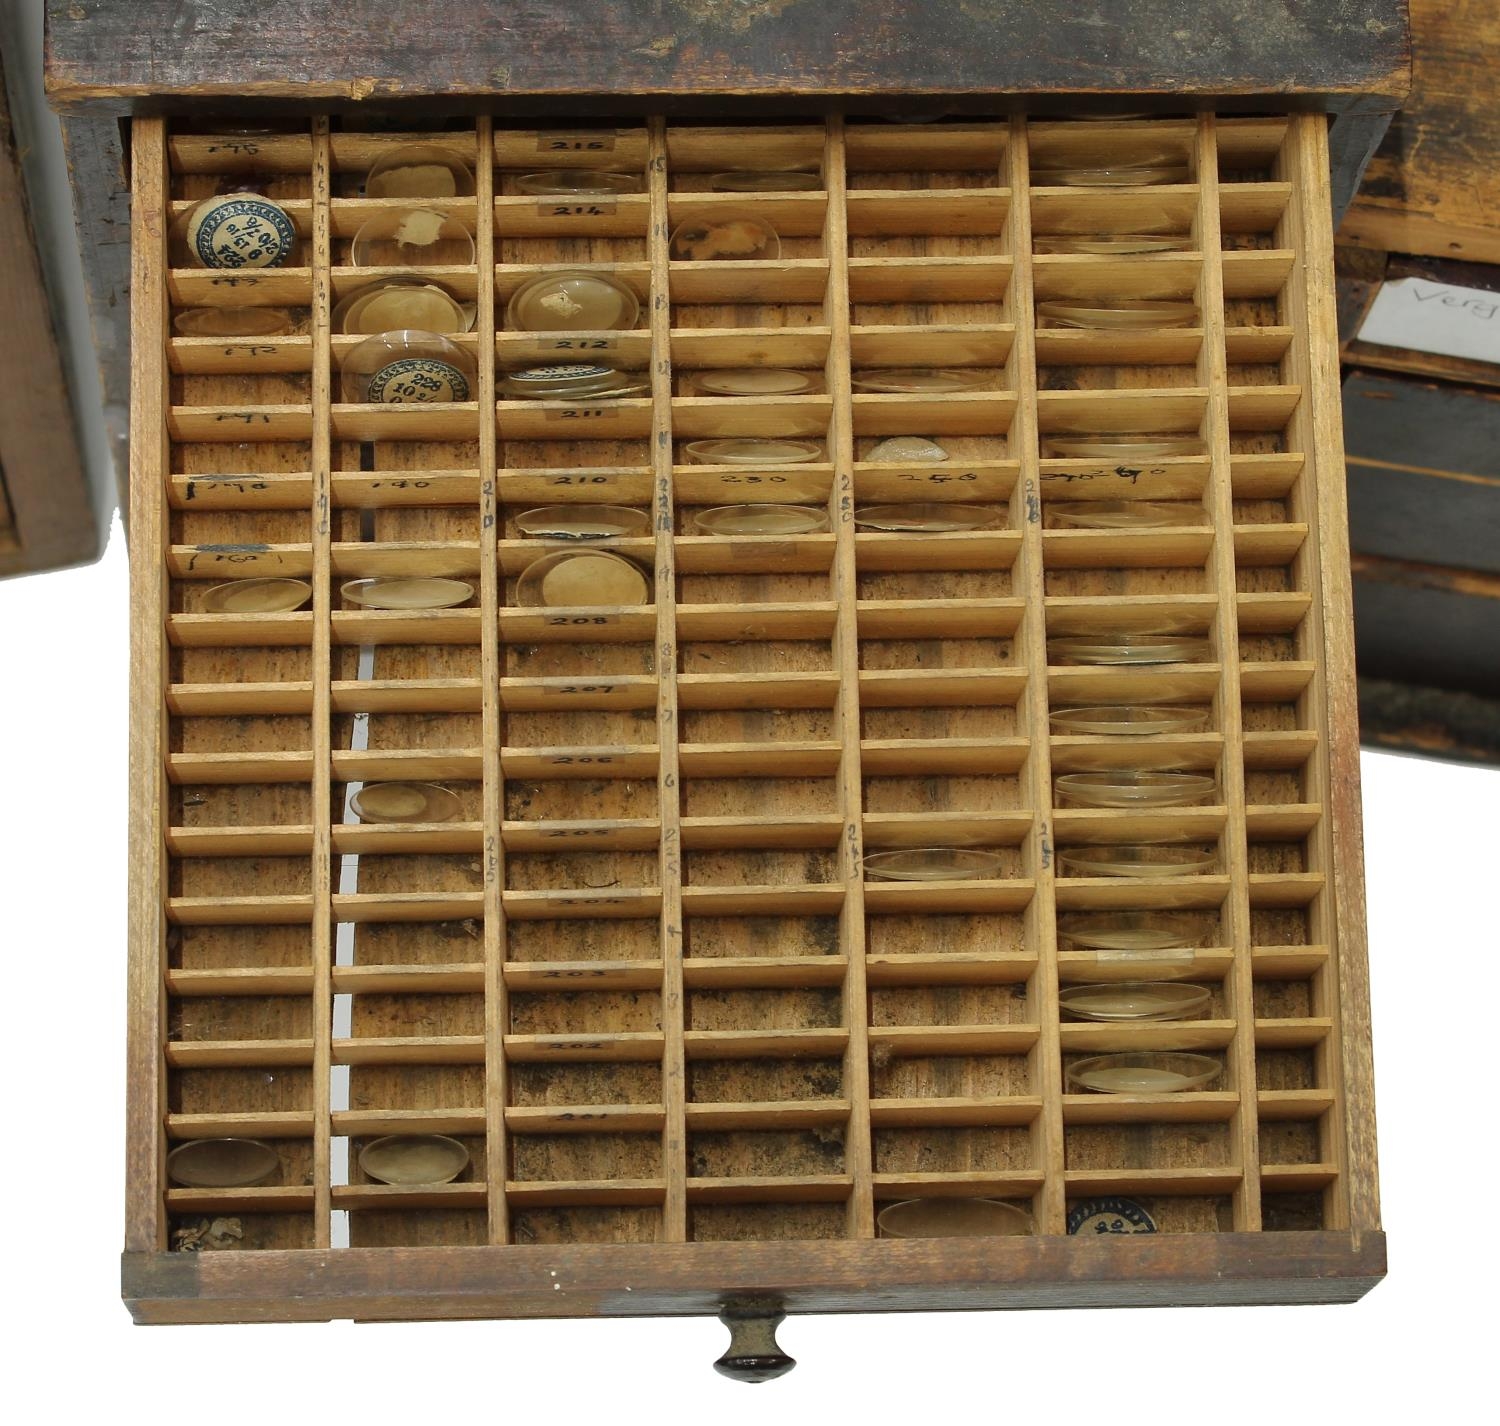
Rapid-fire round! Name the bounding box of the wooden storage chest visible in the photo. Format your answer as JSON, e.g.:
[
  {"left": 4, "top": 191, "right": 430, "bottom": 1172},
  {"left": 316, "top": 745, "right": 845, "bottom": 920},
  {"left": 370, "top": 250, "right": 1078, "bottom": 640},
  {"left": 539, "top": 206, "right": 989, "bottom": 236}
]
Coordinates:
[{"left": 116, "top": 108, "right": 1384, "bottom": 1341}]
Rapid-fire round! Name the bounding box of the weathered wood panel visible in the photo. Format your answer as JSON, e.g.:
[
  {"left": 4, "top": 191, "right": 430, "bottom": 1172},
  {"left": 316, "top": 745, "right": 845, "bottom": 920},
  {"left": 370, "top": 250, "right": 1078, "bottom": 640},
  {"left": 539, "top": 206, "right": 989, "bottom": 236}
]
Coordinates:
[
  {"left": 1341, "top": 0, "right": 1500, "bottom": 264},
  {"left": 46, "top": 0, "right": 1410, "bottom": 113},
  {"left": 0, "top": 39, "right": 98, "bottom": 577},
  {"left": 1336, "top": 252, "right": 1500, "bottom": 391},
  {"left": 1342, "top": 371, "right": 1500, "bottom": 761},
  {"left": 122, "top": 1230, "right": 1388, "bottom": 1323},
  {"left": 1359, "top": 676, "right": 1500, "bottom": 764}
]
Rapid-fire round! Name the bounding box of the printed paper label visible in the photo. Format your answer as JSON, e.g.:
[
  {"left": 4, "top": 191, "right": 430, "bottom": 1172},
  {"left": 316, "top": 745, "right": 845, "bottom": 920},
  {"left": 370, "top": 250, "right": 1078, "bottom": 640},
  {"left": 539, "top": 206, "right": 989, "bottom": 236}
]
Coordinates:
[{"left": 1357, "top": 277, "right": 1500, "bottom": 365}]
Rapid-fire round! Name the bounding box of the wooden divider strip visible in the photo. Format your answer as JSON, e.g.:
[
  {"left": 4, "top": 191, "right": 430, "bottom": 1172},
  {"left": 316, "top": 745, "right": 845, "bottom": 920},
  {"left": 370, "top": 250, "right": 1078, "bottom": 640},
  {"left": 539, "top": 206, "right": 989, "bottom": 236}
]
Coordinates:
[
  {"left": 1005, "top": 117, "right": 1067, "bottom": 1237},
  {"left": 649, "top": 118, "right": 689, "bottom": 1242},
  {"left": 1278, "top": 114, "right": 1366, "bottom": 1232},
  {"left": 1194, "top": 115, "right": 1262, "bottom": 1231},
  {"left": 127, "top": 116, "right": 171, "bottom": 1255},
  {"left": 309, "top": 117, "right": 335, "bottom": 1247},
  {"left": 823, "top": 116, "right": 875, "bottom": 1236},
  {"left": 477, "top": 117, "right": 511, "bottom": 1244}
]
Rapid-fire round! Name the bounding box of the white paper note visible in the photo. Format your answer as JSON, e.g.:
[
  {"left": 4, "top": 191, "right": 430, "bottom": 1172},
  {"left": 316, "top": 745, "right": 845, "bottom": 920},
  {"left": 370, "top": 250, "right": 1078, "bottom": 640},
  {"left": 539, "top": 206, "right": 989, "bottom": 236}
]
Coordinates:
[{"left": 1357, "top": 276, "right": 1500, "bottom": 365}]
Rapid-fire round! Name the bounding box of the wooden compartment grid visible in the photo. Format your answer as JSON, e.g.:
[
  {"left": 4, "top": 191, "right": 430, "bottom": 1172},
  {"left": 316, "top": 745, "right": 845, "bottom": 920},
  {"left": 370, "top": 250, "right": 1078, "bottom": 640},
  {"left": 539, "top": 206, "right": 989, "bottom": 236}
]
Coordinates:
[{"left": 128, "top": 110, "right": 1379, "bottom": 1318}]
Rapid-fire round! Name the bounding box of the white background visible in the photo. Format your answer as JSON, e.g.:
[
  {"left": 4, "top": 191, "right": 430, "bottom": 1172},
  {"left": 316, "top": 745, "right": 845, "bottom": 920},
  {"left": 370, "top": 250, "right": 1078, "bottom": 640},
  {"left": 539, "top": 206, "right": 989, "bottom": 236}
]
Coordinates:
[{"left": 3, "top": 527, "right": 1493, "bottom": 1421}]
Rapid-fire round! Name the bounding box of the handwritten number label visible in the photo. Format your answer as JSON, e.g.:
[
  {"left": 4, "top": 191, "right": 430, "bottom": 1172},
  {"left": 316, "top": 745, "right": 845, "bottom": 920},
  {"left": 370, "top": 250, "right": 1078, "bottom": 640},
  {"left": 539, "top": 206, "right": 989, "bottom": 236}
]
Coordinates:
[
  {"left": 182, "top": 478, "right": 269, "bottom": 501},
  {"left": 1023, "top": 477, "right": 1041, "bottom": 524},
  {"left": 656, "top": 474, "right": 672, "bottom": 532},
  {"left": 538, "top": 132, "right": 617, "bottom": 152},
  {"left": 1041, "top": 465, "right": 1154, "bottom": 486},
  {"left": 185, "top": 547, "right": 270, "bottom": 570},
  {"left": 543, "top": 201, "right": 617, "bottom": 218},
  {"left": 898, "top": 470, "right": 979, "bottom": 485}
]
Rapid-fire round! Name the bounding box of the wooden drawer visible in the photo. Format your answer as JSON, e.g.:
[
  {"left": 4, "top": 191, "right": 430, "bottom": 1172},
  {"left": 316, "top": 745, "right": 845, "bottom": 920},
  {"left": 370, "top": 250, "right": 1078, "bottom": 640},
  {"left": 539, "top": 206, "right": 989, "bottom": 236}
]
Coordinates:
[{"left": 124, "top": 111, "right": 1381, "bottom": 1335}]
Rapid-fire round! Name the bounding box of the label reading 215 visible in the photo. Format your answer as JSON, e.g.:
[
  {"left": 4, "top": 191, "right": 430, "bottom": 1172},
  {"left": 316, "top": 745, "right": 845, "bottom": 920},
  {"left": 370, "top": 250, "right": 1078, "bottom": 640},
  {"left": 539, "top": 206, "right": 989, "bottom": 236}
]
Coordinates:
[{"left": 536, "top": 132, "right": 617, "bottom": 151}]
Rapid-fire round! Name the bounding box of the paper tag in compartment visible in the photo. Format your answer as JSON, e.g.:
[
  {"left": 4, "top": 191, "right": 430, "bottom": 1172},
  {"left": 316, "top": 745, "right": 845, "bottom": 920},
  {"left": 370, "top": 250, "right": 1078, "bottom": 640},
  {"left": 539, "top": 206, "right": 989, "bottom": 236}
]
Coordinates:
[
  {"left": 1357, "top": 277, "right": 1500, "bottom": 365},
  {"left": 535, "top": 131, "right": 618, "bottom": 152}
]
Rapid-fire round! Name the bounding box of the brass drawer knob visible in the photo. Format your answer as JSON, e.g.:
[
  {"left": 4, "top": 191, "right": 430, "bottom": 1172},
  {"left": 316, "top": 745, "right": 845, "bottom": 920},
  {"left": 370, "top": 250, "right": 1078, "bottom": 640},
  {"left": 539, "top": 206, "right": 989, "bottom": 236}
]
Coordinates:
[{"left": 713, "top": 1298, "right": 795, "bottom": 1383}]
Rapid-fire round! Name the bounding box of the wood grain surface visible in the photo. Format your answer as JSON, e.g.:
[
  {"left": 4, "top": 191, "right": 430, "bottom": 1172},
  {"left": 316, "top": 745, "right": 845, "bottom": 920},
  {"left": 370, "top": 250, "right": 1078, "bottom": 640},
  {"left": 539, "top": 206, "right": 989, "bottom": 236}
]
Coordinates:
[
  {"left": 0, "top": 62, "right": 96, "bottom": 575},
  {"left": 47, "top": 0, "right": 1410, "bottom": 113},
  {"left": 123, "top": 1229, "right": 1387, "bottom": 1323},
  {"left": 1341, "top": 0, "right": 1500, "bottom": 264}
]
